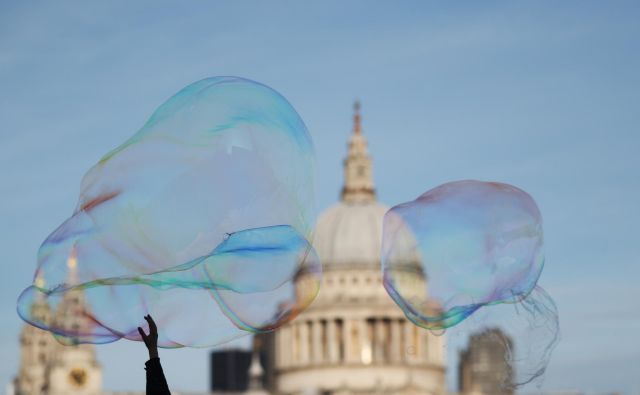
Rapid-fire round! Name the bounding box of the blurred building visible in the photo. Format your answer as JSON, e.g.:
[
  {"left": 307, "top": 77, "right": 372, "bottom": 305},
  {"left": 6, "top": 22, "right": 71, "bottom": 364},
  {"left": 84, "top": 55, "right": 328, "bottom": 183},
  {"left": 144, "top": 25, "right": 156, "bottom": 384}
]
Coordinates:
[
  {"left": 458, "top": 328, "right": 513, "bottom": 395},
  {"left": 210, "top": 350, "right": 252, "bottom": 392},
  {"left": 207, "top": 341, "right": 268, "bottom": 395},
  {"left": 14, "top": 256, "right": 102, "bottom": 395},
  {"left": 13, "top": 102, "right": 529, "bottom": 395},
  {"left": 516, "top": 392, "right": 622, "bottom": 395}
]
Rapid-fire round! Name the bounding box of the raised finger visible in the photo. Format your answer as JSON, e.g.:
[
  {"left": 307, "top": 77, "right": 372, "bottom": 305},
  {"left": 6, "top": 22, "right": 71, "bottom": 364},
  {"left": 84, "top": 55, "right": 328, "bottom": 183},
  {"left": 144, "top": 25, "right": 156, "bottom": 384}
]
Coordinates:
[
  {"left": 145, "top": 315, "right": 157, "bottom": 334},
  {"left": 137, "top": 326, "right": 148, "bottom": 341}
]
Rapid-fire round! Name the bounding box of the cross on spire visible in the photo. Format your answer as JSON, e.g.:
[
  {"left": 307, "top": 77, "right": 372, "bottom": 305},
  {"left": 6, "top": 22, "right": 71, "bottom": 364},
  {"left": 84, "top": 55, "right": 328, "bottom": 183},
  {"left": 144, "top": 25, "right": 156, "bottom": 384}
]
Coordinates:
[{"left": 353, "top": 100, "right": 361, "bottom": 134}]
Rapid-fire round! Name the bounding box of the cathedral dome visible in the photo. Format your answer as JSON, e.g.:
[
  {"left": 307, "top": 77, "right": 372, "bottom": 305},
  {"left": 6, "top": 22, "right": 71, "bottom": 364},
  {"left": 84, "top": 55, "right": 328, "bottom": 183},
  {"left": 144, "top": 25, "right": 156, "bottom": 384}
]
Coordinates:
[
  {"left": 274, "top": 102, "right": 446, "bottom": 395},
  {"left": 314, "top": 201, "right": 389, "bottom": 266}
]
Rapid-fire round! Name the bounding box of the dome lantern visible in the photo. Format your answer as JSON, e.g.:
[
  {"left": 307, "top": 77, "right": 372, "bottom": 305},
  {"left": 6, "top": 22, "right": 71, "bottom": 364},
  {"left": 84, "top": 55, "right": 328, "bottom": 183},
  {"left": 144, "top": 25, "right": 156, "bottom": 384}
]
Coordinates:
[{"left": 341, "top": 101, "right": 376, "bottom": 203}]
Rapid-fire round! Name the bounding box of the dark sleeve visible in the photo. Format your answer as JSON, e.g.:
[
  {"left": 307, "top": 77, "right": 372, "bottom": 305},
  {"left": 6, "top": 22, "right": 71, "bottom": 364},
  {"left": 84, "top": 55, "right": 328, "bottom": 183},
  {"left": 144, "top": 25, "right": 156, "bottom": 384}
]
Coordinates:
[{"left": 144, "top": 357, "right": 171, "bottom": 395}]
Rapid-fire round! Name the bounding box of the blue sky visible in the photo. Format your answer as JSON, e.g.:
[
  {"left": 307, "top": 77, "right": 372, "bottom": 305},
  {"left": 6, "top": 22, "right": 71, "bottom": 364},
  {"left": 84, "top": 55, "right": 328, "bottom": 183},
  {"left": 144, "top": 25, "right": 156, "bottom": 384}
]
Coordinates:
[{"left": 1, "top": 1, "right": 639, "bottom": 393}]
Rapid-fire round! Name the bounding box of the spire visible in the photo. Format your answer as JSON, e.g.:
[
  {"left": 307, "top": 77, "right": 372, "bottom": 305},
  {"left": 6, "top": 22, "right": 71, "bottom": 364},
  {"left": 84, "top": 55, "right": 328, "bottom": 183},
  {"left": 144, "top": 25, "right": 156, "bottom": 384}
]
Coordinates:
[
  {"left": 35, "top": 272, "right": 45, "bottom": 289},
  {"left": 31, "top": 272, "right": 49, "bottom": 312},
  {"left": 55, "top": 245, "right": 92, "bottom": 342},
  {"left": 341, "top": 100, "right": 376, "bottom": 203},
  {"left": 28, "top": 271, "right": 51, "bottom": 323},
  {"left": 248, "top": 349, "right": 264, "bottom": 390},
  {"left": 353, "top": 100, "right": 362, "bottom": 134},
  {"left": 67, "top": 245, "right": 79, "bottom": 285}
]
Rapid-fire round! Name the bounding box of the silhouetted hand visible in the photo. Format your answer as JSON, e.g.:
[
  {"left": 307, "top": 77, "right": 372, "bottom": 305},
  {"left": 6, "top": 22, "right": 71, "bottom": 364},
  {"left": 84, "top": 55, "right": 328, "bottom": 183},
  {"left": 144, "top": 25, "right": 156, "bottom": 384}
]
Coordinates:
[{"left": 138, "top": 314, "right": 159, "bottom": 359}]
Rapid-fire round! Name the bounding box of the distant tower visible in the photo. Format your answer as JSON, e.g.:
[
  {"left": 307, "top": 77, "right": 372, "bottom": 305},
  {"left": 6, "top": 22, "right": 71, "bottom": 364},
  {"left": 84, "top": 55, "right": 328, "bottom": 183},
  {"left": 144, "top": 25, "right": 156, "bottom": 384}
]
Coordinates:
[
  {"left": 46, "top": 248, "right": 102, "bottom": 395},
  {"left": 15, "top": 274, "right": 55, "bottom": 395},
  {"left": 458, "top": 328, "right": 514, "bottom": 395},
  {"left": 271, "top": 102, "right": 446, "bottom": 395},
  {"left": 16, "top": 248, "right": 102, "bottom": 395}
]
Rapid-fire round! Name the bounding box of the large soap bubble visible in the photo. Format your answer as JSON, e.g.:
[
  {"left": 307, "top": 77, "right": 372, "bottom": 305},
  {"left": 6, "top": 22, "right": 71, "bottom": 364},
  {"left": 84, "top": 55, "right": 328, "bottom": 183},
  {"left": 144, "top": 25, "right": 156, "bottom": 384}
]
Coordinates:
[
  {"left": 17, "top": 77, "right": 321, "bottom": 347},
  {"left": 382, "top": 180, "right": 559, "bottom": 388}
]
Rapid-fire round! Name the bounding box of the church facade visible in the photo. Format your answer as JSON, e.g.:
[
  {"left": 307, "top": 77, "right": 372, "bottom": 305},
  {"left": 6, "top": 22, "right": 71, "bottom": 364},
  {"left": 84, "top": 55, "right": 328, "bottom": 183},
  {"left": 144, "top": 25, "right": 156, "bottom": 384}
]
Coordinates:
[{"left": 15, "top": 258, "right": 102, "bottom": 395}]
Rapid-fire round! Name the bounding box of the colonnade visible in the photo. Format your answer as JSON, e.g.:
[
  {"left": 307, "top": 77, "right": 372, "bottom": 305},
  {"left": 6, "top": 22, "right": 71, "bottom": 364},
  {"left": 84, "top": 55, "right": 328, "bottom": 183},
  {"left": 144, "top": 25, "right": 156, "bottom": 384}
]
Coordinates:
[{"left": 277, "top": 316, "right": 442, "bottom": 368}]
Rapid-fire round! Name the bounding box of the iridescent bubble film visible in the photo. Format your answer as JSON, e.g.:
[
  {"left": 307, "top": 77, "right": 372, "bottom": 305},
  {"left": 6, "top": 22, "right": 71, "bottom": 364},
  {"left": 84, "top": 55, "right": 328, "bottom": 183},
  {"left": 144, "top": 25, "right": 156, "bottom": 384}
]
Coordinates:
[
  {"left": 17, "top": 77, "right": 321, "bottom": 347},
  {"left": 446, "top": 286, "right": 560, "bottom": 388},
  {"left": 382, "top": 180, "right": 559, "bottom": 387}
]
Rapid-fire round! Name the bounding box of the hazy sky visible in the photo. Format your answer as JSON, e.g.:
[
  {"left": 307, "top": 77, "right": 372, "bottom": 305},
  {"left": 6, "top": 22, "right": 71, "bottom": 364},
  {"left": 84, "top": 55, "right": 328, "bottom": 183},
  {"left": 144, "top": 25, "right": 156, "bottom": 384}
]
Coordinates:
[{"left": 1, "top": 1, "right": 639, "bottom": 394}]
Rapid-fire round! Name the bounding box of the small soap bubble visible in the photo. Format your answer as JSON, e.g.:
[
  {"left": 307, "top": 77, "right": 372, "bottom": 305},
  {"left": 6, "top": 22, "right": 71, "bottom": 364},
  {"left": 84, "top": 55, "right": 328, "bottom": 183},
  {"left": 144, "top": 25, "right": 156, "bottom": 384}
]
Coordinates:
[{"left": 382, "top": 180, "right": 559, "bottom": 388}]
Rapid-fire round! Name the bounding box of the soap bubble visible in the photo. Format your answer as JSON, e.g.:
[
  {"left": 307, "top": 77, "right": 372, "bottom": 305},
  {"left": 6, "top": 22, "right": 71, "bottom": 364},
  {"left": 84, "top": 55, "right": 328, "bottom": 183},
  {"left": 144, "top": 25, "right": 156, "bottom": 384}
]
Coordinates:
[
  {"left": 17, "top": 77, "right": 321, "bottom": 347},
  {"left": 382, "top": 180, "right": 559, "bottom": 388},
  {"left": 382, "top": 180, "right": 544, "bottom": 329}
]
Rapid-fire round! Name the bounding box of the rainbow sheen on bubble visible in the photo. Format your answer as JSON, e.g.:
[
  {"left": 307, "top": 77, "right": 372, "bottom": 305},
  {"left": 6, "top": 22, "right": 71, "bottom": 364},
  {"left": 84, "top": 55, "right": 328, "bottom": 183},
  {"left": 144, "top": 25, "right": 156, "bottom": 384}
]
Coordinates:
[
  {"left": 446, "top": 286, "right": 560, "bottom": 388},
  {"left": 382, "top": 180, "right": 559, "bottom": 388},
  {"left": 17, "top": 77, "right": 321, "bottom": 348}
]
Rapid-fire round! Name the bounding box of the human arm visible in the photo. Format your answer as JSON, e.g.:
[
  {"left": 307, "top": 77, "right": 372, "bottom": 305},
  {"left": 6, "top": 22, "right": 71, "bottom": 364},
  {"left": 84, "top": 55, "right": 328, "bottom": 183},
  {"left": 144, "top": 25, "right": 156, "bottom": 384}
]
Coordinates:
[{"left": 138, "top": 315, "right": 170, "bottom": 395}]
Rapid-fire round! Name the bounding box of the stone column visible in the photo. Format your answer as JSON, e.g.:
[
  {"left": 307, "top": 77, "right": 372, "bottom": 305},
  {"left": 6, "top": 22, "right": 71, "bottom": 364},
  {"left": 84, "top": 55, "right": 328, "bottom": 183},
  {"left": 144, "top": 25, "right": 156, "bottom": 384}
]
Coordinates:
[
  {"left": 390, "top": 319, "right": 401, "bottom": 363},
  {"left": 436, "top": 332, "right": 445, "bottom": 364},
  {"left": 413, "top": 325, "right": 422, "bottom": 361},
  {"left": 375, "top": 319, "right": 386, "bottom": 362},
  {"left": 312, "top": 319, "right": 322, "bottom": 364},
  {"left": 359, "top": 319, "right": 370, "bottom": 364},
  {"left": 422, "top": 331, "right": 430, "bottom": 363},
  {"left": 427, "top": 332, "right": 439, "bottom": 363},
  {"left": 404, "top": 319, "right": 415, "bottom": 364},
  {"left": 300, "top": 321, "right": 310, "bottom": 365},
  {"left": 287, "top": 325, "right": 295, "bottom": 368},
  {"left": 275, "top": 328, "right": 282, "bottom": 368},
  {"left": 292, "top": 323, "right": 300, "bottom": 365},
  {"left": 328, "top": 319, "right": 338, "bottom": 363},
  {"left": 277, "top": 326, "right": 285, "bottom": 368},
  {"left": 344, "top": 319, "right": 358, "bottom": 363},
  {"left": 343, "top": 319, "right": 351, "bottom": 363}
]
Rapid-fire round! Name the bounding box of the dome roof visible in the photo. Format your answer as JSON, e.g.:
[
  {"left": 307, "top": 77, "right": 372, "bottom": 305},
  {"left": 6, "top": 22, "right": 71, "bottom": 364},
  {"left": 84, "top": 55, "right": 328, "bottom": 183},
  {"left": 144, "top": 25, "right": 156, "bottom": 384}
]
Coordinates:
[{"left": 313, "top": 201, "right": 389, "bottom": 266}]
